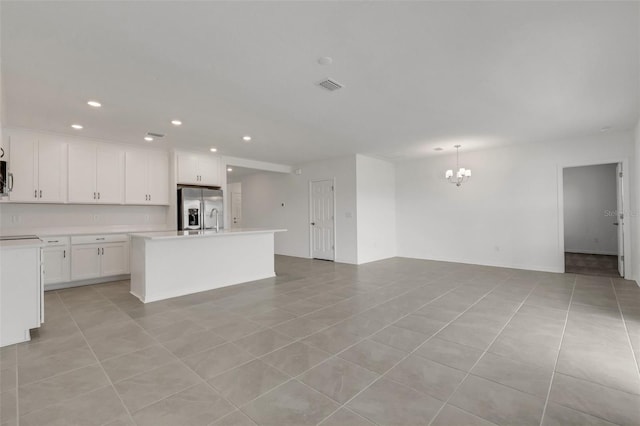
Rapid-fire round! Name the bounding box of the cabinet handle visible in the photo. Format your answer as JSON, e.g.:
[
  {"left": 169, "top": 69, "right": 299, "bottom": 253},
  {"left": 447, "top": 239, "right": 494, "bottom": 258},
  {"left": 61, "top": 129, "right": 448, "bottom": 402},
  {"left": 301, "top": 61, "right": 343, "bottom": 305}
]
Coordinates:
[
  {"left": 8, "top": 173, "right": 13, "bottom": 191},
  {"left": 149, "top": 194, "right": 151, "bottom": 201},
  {"left": 102, "top": 248, "right": 104, "bottom": 255},
  {"left": 34, "top": 189, "right": 37, "bottom": 198},
  {"left": 96, "top": 238, "right": 105, "bottom": 241},
  {"left": 93, "top": 192, "right": 96, "bottom": 199},
  {"left": 98, "top": 247, "right": 100, "bottom": 255},
  {"left": 63, "top": 250, "right": 66, "bottom": 258},
  {"left": 40, "top": 190, "right": 42, "bottom": 198},
  {"left": 97, "top": 192, "right": 100, "bottom": 200}
]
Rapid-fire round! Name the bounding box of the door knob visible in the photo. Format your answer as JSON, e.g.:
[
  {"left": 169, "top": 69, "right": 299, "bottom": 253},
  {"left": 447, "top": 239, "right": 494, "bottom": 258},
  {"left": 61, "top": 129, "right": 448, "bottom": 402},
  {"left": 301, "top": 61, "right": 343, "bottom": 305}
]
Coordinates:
[{"left": 613, "top": 222, "right": 619, "bottom": 226}]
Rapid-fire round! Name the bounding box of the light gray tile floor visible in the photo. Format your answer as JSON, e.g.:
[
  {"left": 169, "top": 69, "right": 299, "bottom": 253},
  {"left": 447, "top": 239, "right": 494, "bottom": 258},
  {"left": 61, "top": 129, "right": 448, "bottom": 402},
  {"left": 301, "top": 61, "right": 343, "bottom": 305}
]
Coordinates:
[{"left": 1, "top": 255, "right": 639, "bottom": 425}]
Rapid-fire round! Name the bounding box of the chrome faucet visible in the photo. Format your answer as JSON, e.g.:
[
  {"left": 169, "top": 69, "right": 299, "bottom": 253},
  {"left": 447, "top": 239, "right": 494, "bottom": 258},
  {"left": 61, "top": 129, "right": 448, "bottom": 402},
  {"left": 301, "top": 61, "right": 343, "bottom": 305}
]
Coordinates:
[{"left": 210, "top": 208, "right": 220, "bottom": 232}]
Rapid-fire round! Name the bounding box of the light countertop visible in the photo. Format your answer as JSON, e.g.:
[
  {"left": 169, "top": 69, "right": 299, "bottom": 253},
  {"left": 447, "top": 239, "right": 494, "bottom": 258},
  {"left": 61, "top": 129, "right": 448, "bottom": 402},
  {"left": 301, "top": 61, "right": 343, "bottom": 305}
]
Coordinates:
[
  {"left": 0, "top": 239, "right": 44, "bottom": 249},
  {"left": 130, "top": 228, "right": 287, "bottom": 240}
]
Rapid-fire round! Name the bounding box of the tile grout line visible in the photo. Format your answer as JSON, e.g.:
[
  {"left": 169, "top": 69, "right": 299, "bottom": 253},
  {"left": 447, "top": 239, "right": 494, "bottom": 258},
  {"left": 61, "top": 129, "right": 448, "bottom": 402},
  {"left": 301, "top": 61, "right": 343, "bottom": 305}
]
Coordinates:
[
  {"left": 236, "top": 272, "right": 515, "bottom": 425},
  {"left": 426, "top": 278, "right": 545, "bottom": 426},
  {"left": 610, "top": 279, "right": 640, "bottom": 381},
  {"left": 54, "top": 291, "right": 139, "bottom": 426},
  {"left": 203, "top": 271, "right": 479, "bottom": 424},
  {"left": 537, "top": 274, "right": 577, "bottom": 426}
]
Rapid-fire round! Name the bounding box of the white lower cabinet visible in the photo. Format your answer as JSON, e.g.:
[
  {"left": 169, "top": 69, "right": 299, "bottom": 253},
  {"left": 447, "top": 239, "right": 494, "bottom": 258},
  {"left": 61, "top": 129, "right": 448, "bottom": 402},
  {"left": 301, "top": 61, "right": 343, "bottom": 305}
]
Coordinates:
[
  {"left": 42, "top": 237, "right": 71, "bottom": 288},
  {"left": 70, "top": 235, "right": 130, "bottom": 281},
  {"left": 0, "top": 244, "right": 43, "bottom": 347}
]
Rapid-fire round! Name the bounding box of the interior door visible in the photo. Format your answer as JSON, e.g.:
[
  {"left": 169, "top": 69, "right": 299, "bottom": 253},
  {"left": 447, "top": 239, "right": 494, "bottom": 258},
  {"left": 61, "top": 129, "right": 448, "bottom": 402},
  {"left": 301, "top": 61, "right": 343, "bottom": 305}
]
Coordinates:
[
  {"left": 231, "top": 191, "right": 242, "bottom": 227},
  {"left": 616, "top": 163, "right": 624, "bottom": 277},
  {"left": 310, "top": 179, "right": 335, "bottom": 261}
]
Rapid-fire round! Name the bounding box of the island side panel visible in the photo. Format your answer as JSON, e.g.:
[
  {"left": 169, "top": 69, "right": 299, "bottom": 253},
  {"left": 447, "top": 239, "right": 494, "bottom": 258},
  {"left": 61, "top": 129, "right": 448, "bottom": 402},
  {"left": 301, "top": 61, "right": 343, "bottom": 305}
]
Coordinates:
[
  {"left": 137, "top": 232, "right": 276, "bottom": 303},
  {"left": 129, "top": 236, "right": 147, "bottom": 302}
]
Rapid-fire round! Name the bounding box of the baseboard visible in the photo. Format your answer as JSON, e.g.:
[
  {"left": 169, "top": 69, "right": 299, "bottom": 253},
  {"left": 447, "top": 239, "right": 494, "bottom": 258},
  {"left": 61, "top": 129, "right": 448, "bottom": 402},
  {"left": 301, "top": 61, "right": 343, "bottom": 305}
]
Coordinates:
[
  {"left": 44, "top": 274, "right": 130, "bottom": 291},
  {"left": 565, "top": 249, "right": 618, "bottom": 256},
  {"left": 396, "top": 254, "right": 563, "bottom": 274}
]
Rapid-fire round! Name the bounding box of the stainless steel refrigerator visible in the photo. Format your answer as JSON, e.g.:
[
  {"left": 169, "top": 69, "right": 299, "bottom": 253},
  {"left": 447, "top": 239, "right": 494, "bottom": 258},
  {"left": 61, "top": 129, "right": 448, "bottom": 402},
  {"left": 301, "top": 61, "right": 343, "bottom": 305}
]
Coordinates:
[{"left": 177, "top": 187, "right": 224, "bottom": 231}]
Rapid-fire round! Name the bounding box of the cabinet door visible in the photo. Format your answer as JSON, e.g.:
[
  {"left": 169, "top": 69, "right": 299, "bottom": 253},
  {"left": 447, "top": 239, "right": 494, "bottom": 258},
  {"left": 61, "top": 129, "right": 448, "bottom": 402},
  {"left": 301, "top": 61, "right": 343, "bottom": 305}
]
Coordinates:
[
  {"left": 101, "top": 242, "right": 129, "bottom": 276},
  {"left": 8, "top": 136, "right": 37, "bottom": 202},
  {"left": 71, "top": 244, "right": 101, "bottom": 280},
  {"left": 199, "top": 155, "right": 220, "bottom": 186},
  {"left": 68, "top": 143, "right": 97, "bottom": 203},
  {"left": 37, "top": 140, "right": 67, "bottom": 203},
  {"left": 124, "top": 149, "right": 148, "bottom": 204},
  {"left": 177, "top": 153, "right": 199, "bottom": 184},
  {"left": 96, "top": 145, "right": 124, "bottom": 204},
  {"left": 147, "top": 150, "right": 169, "bottom": 205},
  {"left": 43, "top": 246, "right": 70, "bottom": 285}
]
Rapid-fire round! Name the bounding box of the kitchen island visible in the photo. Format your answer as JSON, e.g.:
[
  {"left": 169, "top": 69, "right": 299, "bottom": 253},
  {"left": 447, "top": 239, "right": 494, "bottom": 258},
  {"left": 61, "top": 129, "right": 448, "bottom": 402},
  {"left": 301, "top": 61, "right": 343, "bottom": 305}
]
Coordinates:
[{"left": 129, "top": 228, "right": 285, "bottom": 303}]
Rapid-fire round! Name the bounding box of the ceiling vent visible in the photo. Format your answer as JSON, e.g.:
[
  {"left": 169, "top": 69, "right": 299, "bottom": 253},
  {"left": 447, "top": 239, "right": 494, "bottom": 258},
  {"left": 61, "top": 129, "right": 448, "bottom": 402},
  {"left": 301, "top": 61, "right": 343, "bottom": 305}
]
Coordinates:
[
  {"left": 146, "top": 132, "right": 165, "bottom": 138},
  {"left": 317, "top": 78, "right": 344, "bottom": 92}
]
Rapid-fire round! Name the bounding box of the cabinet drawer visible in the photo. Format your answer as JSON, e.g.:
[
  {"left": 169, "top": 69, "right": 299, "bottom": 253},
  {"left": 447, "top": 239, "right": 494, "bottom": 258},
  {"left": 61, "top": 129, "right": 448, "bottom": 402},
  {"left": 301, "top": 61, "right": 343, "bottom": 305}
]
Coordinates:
[
  {"left": 41, "top": 236, "right": 70, "bottom": 247},
  {"left": 71, "top": 234, "right": 129, "bottom": 245}
]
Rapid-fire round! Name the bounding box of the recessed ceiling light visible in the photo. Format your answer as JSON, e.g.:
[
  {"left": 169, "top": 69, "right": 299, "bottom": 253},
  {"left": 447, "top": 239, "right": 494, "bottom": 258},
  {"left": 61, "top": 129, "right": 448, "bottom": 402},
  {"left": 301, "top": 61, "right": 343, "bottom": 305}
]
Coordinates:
[
  {"left": 210, "top": 148, "right": 218, "bottom": 152},
  {"left": 87, "top": 100, "right": 101, "bottom": 108},
  {"left": 171, "top": 120, "right": 182, "bottom": 126},
  {"left": 227, "top": 168, "right": 233, "bottom": 172},
  {"left": 71, "top": 124, "right": 83, "bottom": 129},
  {"left": 600, "top": 126, "right": 611, "bottom": 132},
  {"left": 242, "top": 135, "right": 252, "bottom": 142},
  {"left": 144, "top": 136, "right": 153, "bottom": 142},
  {"left": 318, "top": 56, "right": 333, "bottom": 65},
  {"left": 434, "top": 147, "right": 443, "bottom": 151}
]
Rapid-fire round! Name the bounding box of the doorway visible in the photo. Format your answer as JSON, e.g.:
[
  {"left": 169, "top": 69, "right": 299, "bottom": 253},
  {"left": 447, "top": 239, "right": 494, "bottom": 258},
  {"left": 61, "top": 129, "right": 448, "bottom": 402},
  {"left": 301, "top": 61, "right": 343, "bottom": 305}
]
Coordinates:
[
  {"left": 562, "top": 163, "right": 624, "bottom": 277},
  {"left": 309, "top": 179, "right": 335, "bottom": 261}
]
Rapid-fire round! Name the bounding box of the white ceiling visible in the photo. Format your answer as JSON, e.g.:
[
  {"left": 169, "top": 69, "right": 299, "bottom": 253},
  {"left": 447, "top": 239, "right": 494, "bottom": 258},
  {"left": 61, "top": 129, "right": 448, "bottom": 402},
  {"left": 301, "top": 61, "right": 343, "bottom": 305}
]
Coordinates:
[{"left": 1, "top": 1, "right": 638, "bottom": 164}]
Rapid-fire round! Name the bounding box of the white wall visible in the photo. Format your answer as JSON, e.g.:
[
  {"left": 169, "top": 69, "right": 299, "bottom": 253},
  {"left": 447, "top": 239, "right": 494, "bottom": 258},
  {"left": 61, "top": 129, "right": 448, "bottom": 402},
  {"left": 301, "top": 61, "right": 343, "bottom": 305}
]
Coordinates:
[
  {"left": 238, "top": 155, "right": 358, "bottom": 264},
  {"left": 396, "top": 130, "right": 635, "bottom": 274},
  {"left": 0, "top": 203, "right": 169, "bottom": 235},
  {"left": 563, "top": 164, "right": 618, "bottom": 255},
  {"left": 356, "top": 155, "right": 396, "bottom": 264}
]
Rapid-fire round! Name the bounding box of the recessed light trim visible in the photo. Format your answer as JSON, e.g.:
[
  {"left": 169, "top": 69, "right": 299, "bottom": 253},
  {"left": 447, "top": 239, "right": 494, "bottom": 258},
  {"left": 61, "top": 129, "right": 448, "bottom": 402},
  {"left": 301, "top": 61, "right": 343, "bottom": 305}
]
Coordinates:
[
  {"left": 87, "top": 101, "right": 101, "bottom": 108},
  {"left": 71, "top": 124, "right": 83, "bottom": 129},
  {"left": 434, "top": 147, "right": 443, "bottom": 151},
  {"left": 144, "top": 136, "right": 153, "bottom": 142},
  {"left": 210, "top": 148, "right": 218, "bottom": 152},
  {"left": 242, "top": 135, "right": 252, "bottom": 142},
  {"left": 171, "top": 120, "right": 182, "bottom": 126},
  {"left": 600, "top": 126, "right": 611, "bottom": 132},
  {"left": 227, "top": 168, "right": 233, "bottom": 172}
]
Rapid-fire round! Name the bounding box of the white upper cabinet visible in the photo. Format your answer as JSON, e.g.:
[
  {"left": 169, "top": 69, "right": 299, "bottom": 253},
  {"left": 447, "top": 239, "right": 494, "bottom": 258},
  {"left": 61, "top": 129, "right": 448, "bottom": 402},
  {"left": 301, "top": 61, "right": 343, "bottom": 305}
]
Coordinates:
[
  {"left": 177, "top": 152, "right": 220, "bottom": 186},
  {"left": 125, "top": 149, "right": 169, "bottom": 205},
  {"left": 147, "top": 150, "right": 169, "bottom": 205},
  {"left": 96, "top": 145, "right": 124, "bottom": 204},
  {"left": 9, "top": 135, "right": 67, "bottom": 203},
  {"left": 68, "top": 143, "right": 124, "bottom": 204}
]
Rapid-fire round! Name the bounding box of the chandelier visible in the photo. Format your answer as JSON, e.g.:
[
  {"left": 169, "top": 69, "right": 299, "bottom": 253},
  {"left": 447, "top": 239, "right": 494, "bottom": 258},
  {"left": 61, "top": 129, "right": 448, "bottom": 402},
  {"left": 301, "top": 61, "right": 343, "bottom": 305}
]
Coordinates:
[{"left": 445, "top": 145, "right": 471, "bottom": 187}]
